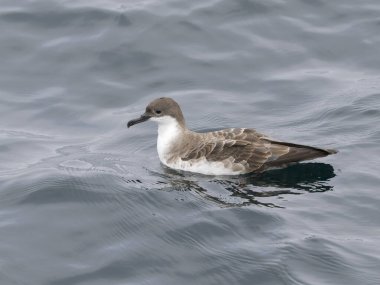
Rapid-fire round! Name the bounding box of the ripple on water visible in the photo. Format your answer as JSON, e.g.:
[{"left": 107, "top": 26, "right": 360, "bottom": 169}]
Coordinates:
[
  {"left": 279, "top": 237, "right": 380, "bottom": 285},
  {"left": 59, "top": 159, "right": 93, "bottom": 170},
  {"left": 1, "top": 0, "right": 380, "bottom": 284}
]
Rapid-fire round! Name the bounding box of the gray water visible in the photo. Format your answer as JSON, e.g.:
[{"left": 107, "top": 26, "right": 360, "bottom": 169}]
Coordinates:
[{"left": 1, "top": 0, "right": 380, "bottom": 284}]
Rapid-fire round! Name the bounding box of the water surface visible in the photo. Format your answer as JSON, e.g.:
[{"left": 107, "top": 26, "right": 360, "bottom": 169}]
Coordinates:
[{"left": 1, "top": 0, "right": 380, "bottom": 284}]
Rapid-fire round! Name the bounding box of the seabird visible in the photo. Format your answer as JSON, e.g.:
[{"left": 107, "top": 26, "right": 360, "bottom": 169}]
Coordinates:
[{"left": 127, "top": 97, "right": 337, "bottom": 175}]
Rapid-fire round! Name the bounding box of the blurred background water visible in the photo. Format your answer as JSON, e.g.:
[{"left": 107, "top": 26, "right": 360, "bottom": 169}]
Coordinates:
[{"left": 0, "top": 0, "right": 380, "bottom": 284}]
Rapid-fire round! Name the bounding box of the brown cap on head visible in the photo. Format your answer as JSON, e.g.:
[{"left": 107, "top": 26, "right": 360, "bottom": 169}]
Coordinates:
[{"left": 127, "top": 97, "right": 186, "bottom": 128}]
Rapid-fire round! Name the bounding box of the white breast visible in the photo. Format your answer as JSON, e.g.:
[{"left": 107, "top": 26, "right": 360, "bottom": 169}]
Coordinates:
[{"left": 151, "top": 116, "right": 182, "bottom": 164}]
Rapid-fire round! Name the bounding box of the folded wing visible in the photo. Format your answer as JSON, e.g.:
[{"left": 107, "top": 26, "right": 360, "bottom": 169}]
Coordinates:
[{"left": 181, "top": 128, "right": 336, "bottom": 172}]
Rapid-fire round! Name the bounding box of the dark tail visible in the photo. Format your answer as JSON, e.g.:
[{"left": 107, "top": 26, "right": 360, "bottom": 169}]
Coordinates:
[{"left": 264, "top": 140, "right": 337, "bottom": 168}]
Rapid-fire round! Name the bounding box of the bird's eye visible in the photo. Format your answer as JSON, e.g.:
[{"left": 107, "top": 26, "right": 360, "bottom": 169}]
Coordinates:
[{"left": 155, "top": 110, "right": 162, "bottom": 114}]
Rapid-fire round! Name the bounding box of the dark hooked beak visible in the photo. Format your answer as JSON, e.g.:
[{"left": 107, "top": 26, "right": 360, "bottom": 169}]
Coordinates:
[{"left": 127, "top": 114, "right": 151, "bottom": 128}]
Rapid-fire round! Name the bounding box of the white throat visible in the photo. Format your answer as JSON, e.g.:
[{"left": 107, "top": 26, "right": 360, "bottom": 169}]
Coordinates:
[{"left": 150, "top": 116, "right": 183, "bottom": 164}]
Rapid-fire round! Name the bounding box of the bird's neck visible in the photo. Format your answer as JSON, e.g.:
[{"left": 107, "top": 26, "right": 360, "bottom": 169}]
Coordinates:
[{"left": 156, "top": 117, "right": 185, "bottom": 163}]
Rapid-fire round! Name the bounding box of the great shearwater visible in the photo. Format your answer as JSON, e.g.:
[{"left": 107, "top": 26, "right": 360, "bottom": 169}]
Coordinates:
[{"left": 127, "top": 97, "right": 337, "bottom": 175}]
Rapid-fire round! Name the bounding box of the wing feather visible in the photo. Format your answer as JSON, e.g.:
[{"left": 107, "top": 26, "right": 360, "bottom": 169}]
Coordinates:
[
  {"left": 180, "top": 128, "right": 336, "bottom": 173},
  {"left": 181, "top": 129, "right": 272, "bottom": 171}
]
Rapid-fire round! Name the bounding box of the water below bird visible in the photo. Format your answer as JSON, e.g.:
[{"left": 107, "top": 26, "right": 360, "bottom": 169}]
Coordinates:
[{"left": 0, "top": 0, "right": 380, "bottom": 284}]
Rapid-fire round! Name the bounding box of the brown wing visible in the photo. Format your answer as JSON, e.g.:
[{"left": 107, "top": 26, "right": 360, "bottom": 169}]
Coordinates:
[
  {"left": 181, "top": 128, "right": 336, "bottom": 173},
  {"left": 181, "top": 128, "right": 270, "bottom": 172}
]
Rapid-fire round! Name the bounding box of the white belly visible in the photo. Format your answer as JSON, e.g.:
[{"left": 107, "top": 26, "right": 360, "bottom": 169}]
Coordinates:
[{"left": 162, "top": 157, "right": 245, "bottom": 176}]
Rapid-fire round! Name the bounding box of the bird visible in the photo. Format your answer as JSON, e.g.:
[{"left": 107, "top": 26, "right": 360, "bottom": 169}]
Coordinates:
[{"left": 127, "top": 97, "right": 337, "bottom": 176}]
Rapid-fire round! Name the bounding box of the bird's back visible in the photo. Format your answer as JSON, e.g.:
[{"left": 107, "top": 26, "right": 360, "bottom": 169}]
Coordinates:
[{"left": 178, "top": 128, "right": 336, "bottom": 174}]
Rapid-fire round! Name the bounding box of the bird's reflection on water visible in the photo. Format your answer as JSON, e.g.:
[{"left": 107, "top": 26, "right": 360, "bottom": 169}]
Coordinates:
[{"left": 153, "top": 163, "right": 336, "bottom": 208}]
